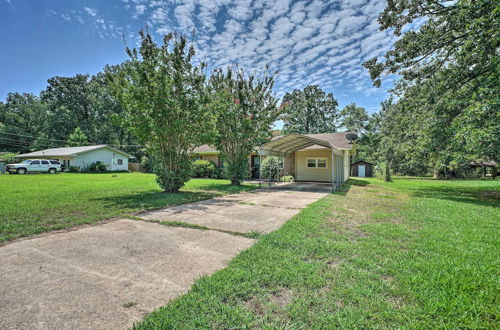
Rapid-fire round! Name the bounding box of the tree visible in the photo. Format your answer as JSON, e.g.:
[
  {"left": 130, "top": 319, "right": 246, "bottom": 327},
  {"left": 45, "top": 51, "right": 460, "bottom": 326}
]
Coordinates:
[
  {"left": 41, "top": 74, "right": 96, "bottom": 143},
  {"left": 339, "top": 103, "right": 368, "bottom": 135},
  {"left": 209, "top": 66, "right": 279, "bottom": 185},
  {"left": 67, "top": 127, "right": 89, "bottom": 146},
  {"left": 281, "top": 85, "right": 338, "bottom": 134},
  {"left": 0, "top": 93, "right": 48, "bottom": 152},
  {"left": 107, "top": 31, "right": 211, "bottom": 193},
  {"left": 363, "top": 0, "right": 499, "bottom": 178}
]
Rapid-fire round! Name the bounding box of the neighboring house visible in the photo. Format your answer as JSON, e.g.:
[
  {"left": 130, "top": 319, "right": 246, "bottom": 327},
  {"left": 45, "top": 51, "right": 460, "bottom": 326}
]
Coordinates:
[
  {"left": 351, "top": 160, "right": 374, "bottom": 178},
  {"left": 193, "top": 132, "right": 356, "bottom": 190},
  {"left": 16, "top": 145, "right": 133, "bottom": 171}
]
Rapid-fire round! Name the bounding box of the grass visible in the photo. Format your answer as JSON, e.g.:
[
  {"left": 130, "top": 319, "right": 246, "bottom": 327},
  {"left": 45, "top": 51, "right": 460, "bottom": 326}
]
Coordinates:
[
  {"left": 135, "top": 177, "right": 499, "bottom": 329},
  {"left": 0, "top": 172, "right": 256, "bottom": 243}
]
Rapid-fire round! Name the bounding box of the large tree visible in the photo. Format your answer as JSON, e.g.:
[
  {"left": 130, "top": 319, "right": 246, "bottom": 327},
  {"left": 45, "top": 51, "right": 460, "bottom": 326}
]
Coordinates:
[
  {"left": 339, "top": 103, "right": 369, "bottom": 135},
  {"left": 41, "top": 74, "right": 96, "bottom": 143},
  {"left": 209, "top": 66, "right": 279, "bottom": 185},
  {"left": 107, "top": 31, "right": 211, "bottom": 192},
  {"left": 0, "top": 93, "right": 48, "bottom": 152},
  {"left": 363, "top": 0, "right": 499, "bottom": 177},
  {"left": 281, "top": 85, "right": 338, "bottom": 134}
]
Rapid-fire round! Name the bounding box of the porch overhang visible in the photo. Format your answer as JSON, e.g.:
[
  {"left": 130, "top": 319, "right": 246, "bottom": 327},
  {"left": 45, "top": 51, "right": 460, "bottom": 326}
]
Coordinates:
[{"left": 258, "top": 134, "right": 343, "bottom": 157}]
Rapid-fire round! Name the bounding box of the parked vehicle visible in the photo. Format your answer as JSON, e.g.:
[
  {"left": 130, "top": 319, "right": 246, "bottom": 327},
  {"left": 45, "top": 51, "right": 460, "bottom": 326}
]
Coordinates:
[{"left": 7, "top": 159, "right": 62, "bottom": 174}]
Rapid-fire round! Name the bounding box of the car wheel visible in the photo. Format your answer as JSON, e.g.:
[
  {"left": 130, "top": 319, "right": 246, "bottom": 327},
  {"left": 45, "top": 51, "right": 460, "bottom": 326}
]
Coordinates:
[
  {"left": 17, "top": 168, "right": 27, "bottom": 175},
  {"left": 48, "top": 168, "right": 56, "bottom": 174}
]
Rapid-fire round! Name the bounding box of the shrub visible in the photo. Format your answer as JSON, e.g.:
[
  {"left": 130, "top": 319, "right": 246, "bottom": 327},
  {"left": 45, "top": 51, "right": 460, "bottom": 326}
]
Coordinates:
[
  {"left": 375, "top": 162, "right": 391, "bottom": 181},
  {"left": 1, "top": 152, "right": 19, "bottom": 164},
  {"left": 68, "top": 165, "right": 80, "bottom": 173},
  {"left": 280, "top": 174, "right": 295, "bottom": 183},
  {"left": 87, "top": 161, "right": 107, "bottom": 173},
  {"left": 191, "top": 159, "right": 218, "bottom": 178},
  {"left": 140, "top": 156, "right": 153, "bottom": 173},
  {"left": 261, "top": 156, "right": 281, "bottom": 181}
]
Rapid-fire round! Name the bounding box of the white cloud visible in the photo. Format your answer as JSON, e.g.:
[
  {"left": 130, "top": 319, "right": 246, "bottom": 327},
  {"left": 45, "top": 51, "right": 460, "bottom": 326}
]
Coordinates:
[
  {"left": 48, "top": 0, "right": 395, "bottom": 108},
  {"left": 84, "top": 7, "right": 97, "bottom": 17}
]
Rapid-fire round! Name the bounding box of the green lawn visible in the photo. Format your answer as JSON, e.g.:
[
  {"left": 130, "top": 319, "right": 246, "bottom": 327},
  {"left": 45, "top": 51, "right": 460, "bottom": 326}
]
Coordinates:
[
  {"left": 136, "top": 178, "right": 499, "bottom": 328},
  {"left": 0, "top": 172, "right": 256, "bottom": 243}
]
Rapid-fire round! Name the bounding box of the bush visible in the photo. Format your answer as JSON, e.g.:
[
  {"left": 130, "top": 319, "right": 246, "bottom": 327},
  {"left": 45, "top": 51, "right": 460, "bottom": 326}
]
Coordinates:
[
  {"left": 68, "top": 165, "right": 80, "bottom": 173},
  {"left": 1, "top": 152, "right": 19, "bottom": 164},
  {"left": 280, "top": 174, "right": 295, "bottom": 183},
  {"left": 153, "top": 156, "right": 192, "bottom": 193},
  {"left": 191, "top": 159, "right": 218, "bottom": 178},
  {"left": 261, "top": 156, "right": 281, "bottom": 181},
  {"left": 222, "top": 154, "right": 250, "bottom": 185},
  {"left": 140, "top": 156, "right": 153, "bottom": 173},
  {"left": 87, "top": 161, "right": 107, "bottom": 173},
  {"left": 375, "top": 162, "right": 391, "bottom": 181}
]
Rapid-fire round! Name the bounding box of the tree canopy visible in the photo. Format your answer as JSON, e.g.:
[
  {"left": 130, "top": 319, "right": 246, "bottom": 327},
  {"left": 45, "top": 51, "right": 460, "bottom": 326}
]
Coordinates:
[
  {"left": 209, "top": 66, "right": 279, "bottom": 185},
  {"left": 361, "top": 0, "right": 499, "bottom": 177},
  {"left": 281, "top": 85, "right": 339, "bottom": 134},
  {"left": 106, "top": 31, "right": 211, "bottom": 192}
]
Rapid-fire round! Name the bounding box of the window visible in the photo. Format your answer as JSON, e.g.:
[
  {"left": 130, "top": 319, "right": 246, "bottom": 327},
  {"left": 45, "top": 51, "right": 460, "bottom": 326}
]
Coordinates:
[
  {"left": 306, "top": 158, "right": 328, "bottom": 169},
  {"left": 41, "top": 160, "right": 49, "bottom": 165},
  {"left": 307, "top": 159, "right": 316, "bottom": 168},
  {"left": 31, "top": 160, "right": 40, "bottom": 165},
  {"left": 117, "top": 159, "right": 123, "bottom": 165},
  {"left": 50, "top": 160, "right": 60, "bottom": 165}
]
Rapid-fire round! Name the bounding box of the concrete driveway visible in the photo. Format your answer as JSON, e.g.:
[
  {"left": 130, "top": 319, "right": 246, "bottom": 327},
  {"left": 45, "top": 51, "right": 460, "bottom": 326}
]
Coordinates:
[
  {"left": 0, "top": 182, "right": 329, "bottom": 329},
  {"left": 140, "top": 182, "right": 331, "bottom": 233}
]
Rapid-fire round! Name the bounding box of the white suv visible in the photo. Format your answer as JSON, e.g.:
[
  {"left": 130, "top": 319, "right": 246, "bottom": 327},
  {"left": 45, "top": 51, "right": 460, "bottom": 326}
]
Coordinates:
[{"left": 7, "top": 159, "right": 62, "bottom": 174}]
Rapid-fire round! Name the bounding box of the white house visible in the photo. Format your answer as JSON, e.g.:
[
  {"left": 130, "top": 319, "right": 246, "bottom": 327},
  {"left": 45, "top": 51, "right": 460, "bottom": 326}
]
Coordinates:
[{"left": 16, "top": 145, "right": 133, "bottom": 171}]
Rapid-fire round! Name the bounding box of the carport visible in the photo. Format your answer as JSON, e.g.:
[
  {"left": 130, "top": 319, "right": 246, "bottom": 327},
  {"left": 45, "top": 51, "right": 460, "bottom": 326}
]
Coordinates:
[{"left": 258, "top": 134, "right": 346, "bottom": 191}]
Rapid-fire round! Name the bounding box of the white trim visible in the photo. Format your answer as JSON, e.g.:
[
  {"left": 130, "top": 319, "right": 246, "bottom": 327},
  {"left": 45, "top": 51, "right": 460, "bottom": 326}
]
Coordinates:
[{"left": 306, "top": 157, "right": 328, "bottom": 169}]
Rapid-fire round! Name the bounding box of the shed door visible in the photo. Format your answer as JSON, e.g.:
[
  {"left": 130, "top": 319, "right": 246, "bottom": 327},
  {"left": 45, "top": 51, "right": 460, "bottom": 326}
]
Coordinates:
[{"left": 358, "top": 165, "right": 366, "bottom": 177}]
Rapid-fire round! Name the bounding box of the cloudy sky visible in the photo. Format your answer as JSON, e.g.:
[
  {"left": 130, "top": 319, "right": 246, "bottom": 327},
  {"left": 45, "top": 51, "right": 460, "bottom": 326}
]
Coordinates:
[{"left": 1, "top": 0, "right": 395, "bottom": 115}]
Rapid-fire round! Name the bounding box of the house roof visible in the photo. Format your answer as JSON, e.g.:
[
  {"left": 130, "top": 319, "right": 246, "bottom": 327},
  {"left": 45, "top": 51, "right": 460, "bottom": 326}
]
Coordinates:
[
  {"left": 192, "top": 132, "right": 356, "bottom": 154},
  {"left": 469, "top": 160, "right": 497, "bottom": 167},
  {"left": 17, "top": 145, "right": 133, "bottom": 158},
  {"left": 351, "top": 160, "right": 374, "bottom": 166}
]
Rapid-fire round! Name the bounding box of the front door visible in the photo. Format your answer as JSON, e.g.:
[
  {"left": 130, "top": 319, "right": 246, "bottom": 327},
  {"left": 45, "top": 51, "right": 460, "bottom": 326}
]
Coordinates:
[
  {"left": 251, "top": 155, "right": 260, "bottom": 179},
  {"left": 358, "top": 165, "right": 366, "bottom": 177}
]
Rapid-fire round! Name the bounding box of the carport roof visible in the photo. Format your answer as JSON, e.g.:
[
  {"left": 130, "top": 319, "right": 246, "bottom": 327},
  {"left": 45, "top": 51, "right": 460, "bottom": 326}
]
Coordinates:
[{"left": 259, "top": 134, "right": 343, "bottom": 157}]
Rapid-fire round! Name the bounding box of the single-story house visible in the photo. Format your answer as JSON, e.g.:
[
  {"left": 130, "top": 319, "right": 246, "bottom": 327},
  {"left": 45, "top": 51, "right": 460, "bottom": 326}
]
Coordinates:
[
  {"left": 16, "top": 145, "right": 133, "bottom": 171},
  {"left": 193, "top": 132, "right": 356, "bottom": 190},
  {"left": 351, "top": 160, "right": 374, "bottom": 177}
]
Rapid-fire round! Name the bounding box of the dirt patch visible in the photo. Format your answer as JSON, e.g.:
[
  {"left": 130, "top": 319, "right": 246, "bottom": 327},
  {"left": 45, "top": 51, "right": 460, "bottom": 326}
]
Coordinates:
[
  {"left": 480, "top": 190, "right": 500, "bottom": 200},
  {"left": 269, "top": 288, "right": 293, "bottom": 308}
]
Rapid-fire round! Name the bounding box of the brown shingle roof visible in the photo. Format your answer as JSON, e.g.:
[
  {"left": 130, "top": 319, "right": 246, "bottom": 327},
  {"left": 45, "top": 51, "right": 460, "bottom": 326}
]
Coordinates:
[{"left": 193, "top": 132, "right": 355, "bottom": 154}]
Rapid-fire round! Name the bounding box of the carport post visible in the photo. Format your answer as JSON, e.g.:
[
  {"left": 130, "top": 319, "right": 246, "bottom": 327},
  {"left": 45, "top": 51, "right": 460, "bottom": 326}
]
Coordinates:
[{"left": 331, "top": 149, "right": 335, "bottom": 192}]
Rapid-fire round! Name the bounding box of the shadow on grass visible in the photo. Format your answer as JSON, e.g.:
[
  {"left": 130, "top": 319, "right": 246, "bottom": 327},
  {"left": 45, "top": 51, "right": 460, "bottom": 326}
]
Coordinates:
[
  {"left": 410, "top": 186, "right": 499, "bottom": 208},
  {"left": 332, "top": 179, "right": 369, "bottom": 196},
  {"left": 94, "top": 190, "right": 218, "bottom": 212},
  {"left": 190, "top": 183, "right": 256, "bottom": 194}
]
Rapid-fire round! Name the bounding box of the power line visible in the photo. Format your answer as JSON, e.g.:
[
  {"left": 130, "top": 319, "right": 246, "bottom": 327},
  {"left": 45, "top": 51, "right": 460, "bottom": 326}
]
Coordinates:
[{"left": 0, "top": 131, "right": 145, "bottom": 148}]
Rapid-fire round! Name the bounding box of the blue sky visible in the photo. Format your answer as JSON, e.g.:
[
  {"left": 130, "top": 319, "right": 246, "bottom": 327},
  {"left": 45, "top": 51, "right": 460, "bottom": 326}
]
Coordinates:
[{"left": 1, "top": 0, "right": 395, "bottom": 115}]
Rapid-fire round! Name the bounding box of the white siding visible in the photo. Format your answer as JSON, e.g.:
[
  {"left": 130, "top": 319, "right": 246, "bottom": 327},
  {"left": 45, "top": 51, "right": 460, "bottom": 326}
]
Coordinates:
[
  {"left": 343, "top": 149, "right": 350, "bottom": 182},
  {"left": 72, "top": 148, "right": 129, "bottom": 171},
  {"left": 295, "top": 149, "right": 332, "bottom": 182}
]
